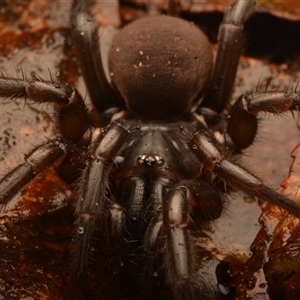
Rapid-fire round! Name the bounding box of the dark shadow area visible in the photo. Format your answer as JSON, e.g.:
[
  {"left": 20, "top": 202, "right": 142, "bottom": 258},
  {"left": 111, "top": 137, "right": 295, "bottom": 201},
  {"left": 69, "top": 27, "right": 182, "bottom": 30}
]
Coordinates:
[{"left": 183, "top": 11, "right": 300, "bottom": 65}]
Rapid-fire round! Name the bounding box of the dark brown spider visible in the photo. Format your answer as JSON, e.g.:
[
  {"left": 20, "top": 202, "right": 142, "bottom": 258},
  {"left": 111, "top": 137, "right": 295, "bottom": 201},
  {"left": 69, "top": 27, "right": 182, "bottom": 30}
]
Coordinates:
[{"left": 0, "top": 0, "right": 300, "bottom": 299}]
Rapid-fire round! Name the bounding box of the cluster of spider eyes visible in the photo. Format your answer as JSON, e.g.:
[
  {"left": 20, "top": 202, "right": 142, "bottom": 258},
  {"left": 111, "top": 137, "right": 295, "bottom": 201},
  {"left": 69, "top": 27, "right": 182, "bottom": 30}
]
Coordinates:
[{"left": 137, "top": 154, "right": 164, "bottom": 167}]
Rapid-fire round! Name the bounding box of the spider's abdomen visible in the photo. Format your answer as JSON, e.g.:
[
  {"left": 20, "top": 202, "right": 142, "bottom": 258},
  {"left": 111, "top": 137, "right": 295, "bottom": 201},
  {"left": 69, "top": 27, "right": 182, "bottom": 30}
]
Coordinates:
[{"left": 109, "top": 15, "right": 213, "bottom": 120}]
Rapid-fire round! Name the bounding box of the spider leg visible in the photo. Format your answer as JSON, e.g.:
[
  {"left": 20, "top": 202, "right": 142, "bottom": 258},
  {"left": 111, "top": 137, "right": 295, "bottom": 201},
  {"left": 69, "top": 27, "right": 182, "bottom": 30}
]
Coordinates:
[
  {"left": 74, "top": 122, "right": 129, "bottom": 278},
  {"left": 145, "top": 178, "right": 223, "bottom": 299},
  {"left": 0, "top": 76, "right": 91, "bottom": 202},
  {"left": 71, "top": 0, "right": 117, "bottom": 115},
  {"left": 163, "top": 185, "right": 195, "bottom": 299},
  {"left": 0, "top": 76, "right": 90, "bottom": 142},
  {"left": 201, "top": 0, "right": 256, "bottom": 112},
  {"left": 216, "top": 159, "right": 300, "bottom": 217},
  {"left": 0, "top": 140, "right": 67, "bottom": 205},
  {"left": 192, "top": 130, "right": 300, "bottom": 218},
  {"left": 227, "top": 90, "right": 300, "bottom": 150}
]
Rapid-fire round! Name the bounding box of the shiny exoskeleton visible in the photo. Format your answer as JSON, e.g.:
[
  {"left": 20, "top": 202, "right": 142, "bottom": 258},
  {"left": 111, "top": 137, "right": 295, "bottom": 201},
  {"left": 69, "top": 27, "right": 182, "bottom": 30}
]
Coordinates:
[{"left": 1, "top": 0, "right": 300, "bottom": 299}]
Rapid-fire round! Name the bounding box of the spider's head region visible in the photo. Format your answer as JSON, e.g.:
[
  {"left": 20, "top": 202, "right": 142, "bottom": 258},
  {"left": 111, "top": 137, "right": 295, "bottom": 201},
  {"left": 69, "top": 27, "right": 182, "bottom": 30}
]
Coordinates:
[{"left": 109, "top": 15, "right": 213, "bottom": 119}]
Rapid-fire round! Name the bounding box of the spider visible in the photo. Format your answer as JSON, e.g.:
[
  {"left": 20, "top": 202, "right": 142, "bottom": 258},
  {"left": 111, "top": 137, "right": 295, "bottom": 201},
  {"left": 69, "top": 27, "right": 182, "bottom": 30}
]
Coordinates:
[{"left": 0, "top": 0, "right": 300, "bottom": 299}]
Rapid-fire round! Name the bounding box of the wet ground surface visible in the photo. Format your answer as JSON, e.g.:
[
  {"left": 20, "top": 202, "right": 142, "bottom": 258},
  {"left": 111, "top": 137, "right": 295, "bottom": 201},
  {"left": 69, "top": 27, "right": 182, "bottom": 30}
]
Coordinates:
[{"left": 0, "top": 1, "right": 300, "bottom": 299}]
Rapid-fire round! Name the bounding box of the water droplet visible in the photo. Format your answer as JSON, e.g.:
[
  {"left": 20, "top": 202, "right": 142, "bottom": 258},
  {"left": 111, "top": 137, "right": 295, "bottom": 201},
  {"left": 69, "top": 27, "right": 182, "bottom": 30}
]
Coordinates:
[
  {"left": 77, "top": 227, "right": 84, "bottom": 234},
  {"left": 192, "top": 144, "right": 197, "bottom": 150},
  {"left": 139, "top": 50, "right": 143, "bottom": 55},
  {"left": 259, "top": 283, "right": 267, "bottom": 289},
  {"left": 153, "top": 272, "right": 158, "bottom": 277},
  {"left": 110, "top": 72, "right": 114, "bottom": 77},
  {"left": 115, "top": 47, "right": 120, "bottom": 52}
]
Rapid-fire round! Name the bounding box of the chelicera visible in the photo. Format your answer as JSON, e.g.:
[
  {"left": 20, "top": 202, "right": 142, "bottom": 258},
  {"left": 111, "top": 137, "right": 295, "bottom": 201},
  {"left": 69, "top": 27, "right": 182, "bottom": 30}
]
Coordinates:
[{"left": 0, "top": 0, "right": 300, "bottom": 299}]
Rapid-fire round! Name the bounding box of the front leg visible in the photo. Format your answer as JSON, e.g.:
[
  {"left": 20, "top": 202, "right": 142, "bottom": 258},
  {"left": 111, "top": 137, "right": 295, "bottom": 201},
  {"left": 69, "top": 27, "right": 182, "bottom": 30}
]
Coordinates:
[
  {"left": 191, "top": 129, "right": 300, "bottom": 218},
  {"left": 227, "top": 90, "right": 300, "bottom": 150},
  {"left": 74, "top": 122, "right": 129, "bottom": 293}
]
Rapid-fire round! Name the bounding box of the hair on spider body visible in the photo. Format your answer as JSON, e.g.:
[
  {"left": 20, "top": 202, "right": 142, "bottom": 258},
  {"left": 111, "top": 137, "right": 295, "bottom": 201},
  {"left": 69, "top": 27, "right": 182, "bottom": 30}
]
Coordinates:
[{"left": 0, "top": 0, "right": 300, "bottom": 299}]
